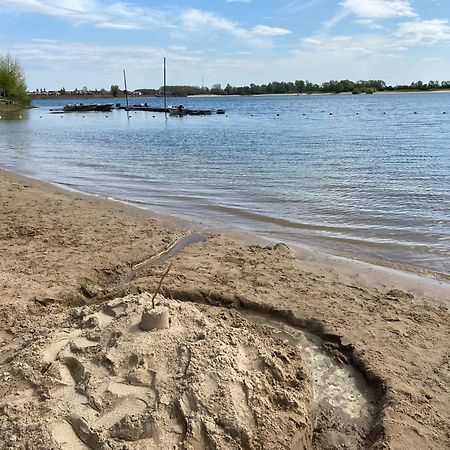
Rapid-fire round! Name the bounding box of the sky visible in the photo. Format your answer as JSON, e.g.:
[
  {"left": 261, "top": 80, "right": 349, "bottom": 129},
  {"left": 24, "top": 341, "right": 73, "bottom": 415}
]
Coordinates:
[{"left": 1, "top": 0, "right": 450, "bottom": 90}]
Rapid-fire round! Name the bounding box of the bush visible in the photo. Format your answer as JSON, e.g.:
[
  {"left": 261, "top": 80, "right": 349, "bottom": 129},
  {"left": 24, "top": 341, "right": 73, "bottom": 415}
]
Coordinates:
[{"left": 0, "top": 54, "right": 29, "bottom": 105}]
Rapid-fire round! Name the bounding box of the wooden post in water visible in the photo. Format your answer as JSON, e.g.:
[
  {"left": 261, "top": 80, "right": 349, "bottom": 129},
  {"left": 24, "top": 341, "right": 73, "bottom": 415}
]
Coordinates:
[
  {"left": 164, "top": 57, "right": 167, "bottom": 119},
  {"left": 123, "top": 69, "right": 129, "bottom": 110}
]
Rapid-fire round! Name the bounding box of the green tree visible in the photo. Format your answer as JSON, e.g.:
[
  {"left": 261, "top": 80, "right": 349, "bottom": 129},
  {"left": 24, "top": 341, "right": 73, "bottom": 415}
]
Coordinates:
[
  {"left": 0, "top": 54, "right": 29, "bottom": 104},
  {"left": 210, "top": 83, "right": 223, "bottom": 95},
  {"left": 110, "top": 84, "right": 121, "bottom": 97}
]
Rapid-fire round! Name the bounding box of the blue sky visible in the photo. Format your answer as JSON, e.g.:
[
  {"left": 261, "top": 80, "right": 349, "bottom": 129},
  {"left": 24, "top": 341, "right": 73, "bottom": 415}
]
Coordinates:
[{"left": 1, "top": 1, "right": 449, "bottom": 90}]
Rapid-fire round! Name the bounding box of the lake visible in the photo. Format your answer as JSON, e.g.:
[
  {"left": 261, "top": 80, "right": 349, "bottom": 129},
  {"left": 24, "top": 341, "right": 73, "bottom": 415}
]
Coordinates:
[{"left": 1, "top": 93, "right": 449, "bottom": 277}]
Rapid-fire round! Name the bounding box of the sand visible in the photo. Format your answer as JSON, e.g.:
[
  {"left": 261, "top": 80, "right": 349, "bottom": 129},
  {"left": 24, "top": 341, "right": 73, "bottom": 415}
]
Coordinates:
[{"left": 0, "top": 168, "right": 449, "bottom": 449}]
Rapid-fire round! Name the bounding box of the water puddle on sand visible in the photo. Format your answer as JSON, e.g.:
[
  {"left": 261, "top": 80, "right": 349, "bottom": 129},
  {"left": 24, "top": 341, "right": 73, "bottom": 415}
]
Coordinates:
[{"left": 242, "top": 312, "right": 376, "bottom": 425}]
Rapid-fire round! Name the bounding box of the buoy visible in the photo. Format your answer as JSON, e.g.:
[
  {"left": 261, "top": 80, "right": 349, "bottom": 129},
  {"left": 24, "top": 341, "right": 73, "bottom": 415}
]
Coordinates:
[
  {"left": 276, "top": 113, "right": 280, "bottom": 116},
  {"left": 40, "top": 116, "right": 42, "bottom": 118},
  {"left": 414, "top": 112, "right": 417, "bottom": 114},
  {"left": 383, "top": 112, "right": 387, "bottom": 115},
  {"left": 82, "top": 115, "right": 85, "bottom": 118},
  {"left": 128, "top": 115, "right": 132, "bottom": 118},
  {"left": 152, "top": 115, "right": 156, "bottom": 118},
  {"left": 61, "top": 115, "right": 63, "bottom": 118},
  {"left": 250, "top": 114, "right": 254, "bottom": 116},
  {"left": 105, "top": 115, "right": 108, "bottom": 118},
  {"left": 19, "top": 115, "right": 22, "bottom": 119},
  {"left": 329, "top": 112, "right": 333, "bottom": 115},
  {"left": 356, "top": 112, "right": 359, "bottom": 115},
  {"left": 444, "top": 112, "right": 447, "bottom": 115},
  {"left": 302, "top": 113, "right": 306, "bottom": 115}
]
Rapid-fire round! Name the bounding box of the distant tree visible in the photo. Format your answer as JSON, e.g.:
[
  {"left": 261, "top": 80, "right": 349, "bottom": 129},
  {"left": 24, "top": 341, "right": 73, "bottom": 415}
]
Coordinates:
[
  {"left": 59, "top": 87, "right": 66, "bottom": 95},
  {"left": 110, "top": 84, "right": 121, "bottom": 97},
  {"left": 210, "top": 83, "right": 223, "bottom": 95},
  {"left": 0, "top": 54, "right": 29, "bottom": 104},
  {"left": 224, "top": 84, "right": 234, "bottom": 95}
]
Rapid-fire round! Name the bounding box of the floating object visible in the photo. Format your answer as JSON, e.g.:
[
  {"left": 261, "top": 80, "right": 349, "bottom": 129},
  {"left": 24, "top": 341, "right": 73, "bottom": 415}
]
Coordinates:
[
  {"left": 19, "top": 115, "right": 22, "bottom": 119},
  {"left": 414, "top": 112, "right": 418, "bottom": 114},
  {"left": 276, "top": 113, "right": 280, "bottom": 116},
  {"left": 444, "top": 112, "right": 447, "bottom": 115},
  {"left": 152, "top": 115, "right": 156, "bottom": 118},
  {"left": 128, "top": 115, "right": 132, "bottom": 118},
  {"left": 140, "top": 305, "right": 169, "bottom": 331},
  {"left": 169, "top": 105, "right": 216, "bottom": 116},
  {"left": 383, "top": 112, "right": 387, "bottom": 115},
  {"left": 329, "top": 112, "right": 333, "bottom": 115},
  {"left": 63, "top": 103, "right": 113, "bottom": 112}
]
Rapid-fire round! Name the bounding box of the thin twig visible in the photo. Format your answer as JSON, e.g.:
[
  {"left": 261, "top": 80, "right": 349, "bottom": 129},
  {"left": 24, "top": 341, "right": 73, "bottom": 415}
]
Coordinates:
[{"left": 151, "top": 262, "right": 172, "bottom": 308}]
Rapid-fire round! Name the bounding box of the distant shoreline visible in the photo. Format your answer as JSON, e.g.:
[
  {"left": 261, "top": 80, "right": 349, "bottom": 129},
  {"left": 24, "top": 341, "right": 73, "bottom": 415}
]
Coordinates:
[
  {"left": 29, "top": 89, "right": 450, "bottom": 101},
  {"left": 188, "top": 89, "right": 450, "bottom": 98}
]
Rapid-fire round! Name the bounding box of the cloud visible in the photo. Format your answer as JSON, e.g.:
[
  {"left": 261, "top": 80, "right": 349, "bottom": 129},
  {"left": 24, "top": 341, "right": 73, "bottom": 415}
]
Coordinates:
[
  {"left": 1, "top": 0, "right": 165, "bottom": 29},
  {"left": 179, "top": 9, "right": 290, "bottom": 44},
  {"left": 340, "top": 0, "right": 417, "bottom": 19},
  {"left": 250, "top": 25, "right": 291, "bottom": 36},
  {"left": 354, "top": 19, "right": 386, "bottom": 30},
  {"left": 299, "top": 33, "right": 405, "bottom": 58},
  {"left": 2, "top": 1, "right": 290, "bottom": 46},
  {"left": 395, "top": 19, "right": 450, "bottom": 45}
]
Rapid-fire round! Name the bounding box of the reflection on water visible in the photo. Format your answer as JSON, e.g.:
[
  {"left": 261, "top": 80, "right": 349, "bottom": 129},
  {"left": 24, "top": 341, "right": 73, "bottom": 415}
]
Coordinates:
[
  {"left": 0, "top": 109, "right": 30, "bottom": 121},
  {"left": 0, "top": 94, "right": 449, "bottom": 276},
  {"left": 0, "top": 109, "right": 31, "bottom": 158}
]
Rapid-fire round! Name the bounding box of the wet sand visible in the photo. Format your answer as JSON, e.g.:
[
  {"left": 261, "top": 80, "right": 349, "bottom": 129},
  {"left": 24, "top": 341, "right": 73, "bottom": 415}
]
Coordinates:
[{"left": 0, "top": 168, "right": 449, "bottom": 449}]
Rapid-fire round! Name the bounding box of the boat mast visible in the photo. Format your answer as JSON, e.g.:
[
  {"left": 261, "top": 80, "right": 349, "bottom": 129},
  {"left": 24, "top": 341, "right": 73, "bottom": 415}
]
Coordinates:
[
  {"left": 123, "top": 69, "right": 129, "bottom": 110},
  {"left": 163, "top": 57, "right": 167, "bottom": 119}
]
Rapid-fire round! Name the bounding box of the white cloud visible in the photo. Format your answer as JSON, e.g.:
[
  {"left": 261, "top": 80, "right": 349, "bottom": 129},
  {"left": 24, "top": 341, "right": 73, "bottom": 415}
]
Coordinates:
[
  {"left": 250, "top": 25, "right": 291, "bottom": 36},
  {"left": 354, "top": 19, "right": 386, "bottom": 30},
  {"left": 299, "top": 33, "right": 405, "bottom": 58},
  {"left": 179, "top": 9, "right": 290, "bottom": 45},
  {"left": 1, "top": 0, "right": 165, "bottom": 29},
  {"left": 2, "top": 1, "right": 290, "bottom": 46},
  {"left": 395, "top": 19, "right": 450, "bottom": 45},
  {"left": 340, "top": 0, "right": 417, "bottom": 19}
]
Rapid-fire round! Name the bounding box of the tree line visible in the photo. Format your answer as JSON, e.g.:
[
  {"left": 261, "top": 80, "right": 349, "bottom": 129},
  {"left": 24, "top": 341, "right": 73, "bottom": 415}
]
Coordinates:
[{"left": 158, "top": 79, "right": 450, "bottom": 96}]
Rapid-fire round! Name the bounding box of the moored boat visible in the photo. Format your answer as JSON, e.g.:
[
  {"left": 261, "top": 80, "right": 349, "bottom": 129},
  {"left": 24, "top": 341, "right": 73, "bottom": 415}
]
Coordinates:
[{"left": 62, "top": 103, "right": 113, "bottom": 112}]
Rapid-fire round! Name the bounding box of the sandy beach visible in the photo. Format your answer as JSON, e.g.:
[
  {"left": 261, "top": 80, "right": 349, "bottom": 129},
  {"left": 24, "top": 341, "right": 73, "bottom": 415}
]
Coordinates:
[{"left": 0, "top": 168, "right": 449, "bottom": 449}]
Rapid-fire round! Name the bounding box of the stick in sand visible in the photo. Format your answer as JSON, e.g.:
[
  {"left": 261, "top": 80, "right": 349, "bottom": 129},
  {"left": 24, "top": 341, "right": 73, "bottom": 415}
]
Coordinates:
[{"left": 151, "top": 262, "right": 172, "bottom": 308}]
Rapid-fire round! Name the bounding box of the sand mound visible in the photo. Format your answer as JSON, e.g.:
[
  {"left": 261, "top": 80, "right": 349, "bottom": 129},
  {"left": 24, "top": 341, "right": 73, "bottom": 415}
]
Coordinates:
[{"left": 0, "top": 294, "right": 314, "bottom": 449}]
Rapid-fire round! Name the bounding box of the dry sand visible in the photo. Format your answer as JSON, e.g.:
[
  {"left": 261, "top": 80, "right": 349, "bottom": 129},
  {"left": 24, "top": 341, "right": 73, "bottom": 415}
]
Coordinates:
[{"left": 0, "top": 169, "right": 449, "bottom": 449}]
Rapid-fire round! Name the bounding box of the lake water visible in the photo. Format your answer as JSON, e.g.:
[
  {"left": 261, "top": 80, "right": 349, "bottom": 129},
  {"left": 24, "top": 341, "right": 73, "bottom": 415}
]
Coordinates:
[{"left": 0, "top": 93, "right": 449, "bottom": 277}]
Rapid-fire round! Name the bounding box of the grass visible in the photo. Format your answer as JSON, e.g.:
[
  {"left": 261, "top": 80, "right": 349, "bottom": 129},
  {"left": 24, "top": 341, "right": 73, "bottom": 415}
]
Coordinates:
[{"left": 80, "top": 280, "right": 96, "bottom": 298}]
